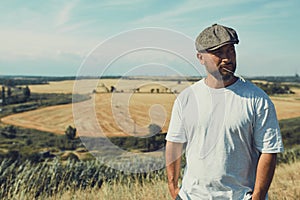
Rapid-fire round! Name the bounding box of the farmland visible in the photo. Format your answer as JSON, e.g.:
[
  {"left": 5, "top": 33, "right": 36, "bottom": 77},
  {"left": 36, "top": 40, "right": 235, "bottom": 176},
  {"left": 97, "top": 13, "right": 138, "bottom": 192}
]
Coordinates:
[
  {"left": 0, "top": 77, "right": 300, "bottom": 200},
  {"left": 2, "top": 79, "right": 190, "bottom": 137},
  {"left": 2, "top": 79, "right": 300, "bottom": 137}
]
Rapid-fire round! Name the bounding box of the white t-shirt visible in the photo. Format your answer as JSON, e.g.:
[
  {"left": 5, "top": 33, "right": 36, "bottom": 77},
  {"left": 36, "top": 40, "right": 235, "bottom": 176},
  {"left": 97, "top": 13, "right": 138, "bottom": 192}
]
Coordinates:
[{"left": 166, "top": 78, "right": 284, "bottom": 200}]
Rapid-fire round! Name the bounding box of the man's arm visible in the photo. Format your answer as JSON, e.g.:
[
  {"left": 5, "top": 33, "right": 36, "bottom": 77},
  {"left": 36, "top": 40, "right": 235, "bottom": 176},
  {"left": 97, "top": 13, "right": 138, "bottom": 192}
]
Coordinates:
[
  {"left": 252, "top": 153, "right": 277, "bottom": 200},
  {"left": 166, "top": 141, "right": 183, "bottom": 199}
]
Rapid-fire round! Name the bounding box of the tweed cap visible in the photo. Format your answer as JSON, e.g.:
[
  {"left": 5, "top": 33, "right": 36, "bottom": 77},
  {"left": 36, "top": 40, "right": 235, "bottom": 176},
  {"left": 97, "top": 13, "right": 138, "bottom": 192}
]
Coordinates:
[{"left": 195, "top": 24, "right": 239, "bottom": 52}]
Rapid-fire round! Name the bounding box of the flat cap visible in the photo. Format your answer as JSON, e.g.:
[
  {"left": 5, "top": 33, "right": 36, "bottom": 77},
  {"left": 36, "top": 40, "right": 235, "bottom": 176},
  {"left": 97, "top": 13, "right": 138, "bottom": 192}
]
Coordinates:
[{"left": 195, "top": 24, "right": 239, "bottom": 52}]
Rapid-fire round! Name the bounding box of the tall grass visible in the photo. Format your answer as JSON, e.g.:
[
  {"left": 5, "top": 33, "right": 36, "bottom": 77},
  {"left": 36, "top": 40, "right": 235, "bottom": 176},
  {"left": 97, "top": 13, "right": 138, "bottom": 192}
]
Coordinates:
[
  {"left": 1, "top": 148, "right": 299, "bottom": 200},
  {"left": 269, "top": 161, "right": 300, "bottom": 199},
  {"left": 56, "top": 161, "right": 300, "bottom": 200},
  {"left": 0, "top": 158, "right": 168, "bottom": 200}
]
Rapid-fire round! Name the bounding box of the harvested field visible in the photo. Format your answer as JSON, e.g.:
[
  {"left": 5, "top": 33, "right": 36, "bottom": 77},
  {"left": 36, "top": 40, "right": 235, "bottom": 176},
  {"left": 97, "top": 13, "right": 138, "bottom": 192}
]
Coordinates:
[
  {"left": 29, "top": 79, "right": 192, "bottom": 94},
  {"left": 3, "top": 78, "right": 187, "bottom": 137},
  {"left": 1, "top": 80, "right": 300, "bottom": 136},
  {"left": 271, "top": 88, "right": 300, "bottom": 120},
  {"left": 1, "top": 103, "right": 74, "bottom": 135},
  {"left": 1, "top": 93, "right": 176, "bottom": 137}
]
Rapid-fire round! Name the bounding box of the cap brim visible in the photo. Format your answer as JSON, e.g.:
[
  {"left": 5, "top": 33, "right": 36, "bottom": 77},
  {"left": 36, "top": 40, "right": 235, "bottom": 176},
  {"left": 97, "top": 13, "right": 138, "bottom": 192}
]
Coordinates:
[{"left": 206, "top": 41, "right": 237, "bottom": 51}]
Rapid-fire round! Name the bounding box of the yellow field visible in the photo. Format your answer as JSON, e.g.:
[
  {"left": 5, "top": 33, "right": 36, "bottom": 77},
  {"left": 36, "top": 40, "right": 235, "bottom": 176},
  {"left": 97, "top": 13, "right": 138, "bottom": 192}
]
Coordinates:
[
  {"left": 28, "top": 79, "right": 119, "bottom": 94},
  {"left": 1, "top": 79, "right": 300, "bottom": 137},
  {"left": 270, "top": 88, "right": 300, "bottom": 120},
  {"left": 28, "top": 79, "right": 191, "bottom": 94},
  {"left": 2, "top": 79, "right": 187, "bottom": 136}
]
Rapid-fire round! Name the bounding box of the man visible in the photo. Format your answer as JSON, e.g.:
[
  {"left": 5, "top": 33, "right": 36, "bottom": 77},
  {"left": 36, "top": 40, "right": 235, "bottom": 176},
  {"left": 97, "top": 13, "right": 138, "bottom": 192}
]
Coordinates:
[{"left": 165, "top": 24, "right": 284, "bottom": 200}]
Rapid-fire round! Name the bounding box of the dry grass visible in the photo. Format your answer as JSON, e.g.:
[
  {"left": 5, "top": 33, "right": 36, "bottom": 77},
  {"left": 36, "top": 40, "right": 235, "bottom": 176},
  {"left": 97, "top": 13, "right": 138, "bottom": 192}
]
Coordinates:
[
  {"left": 16, "top": 161, "right": 298, "bottom": 200},
  {"left": 52, "top": 180, "right": 172, "bottom": 200},
  {"left": 269, "top": 161, "right": 300, "bottom": 200},
  {"left": 43, "top": 161, "right": 300, "bottom": 200}
]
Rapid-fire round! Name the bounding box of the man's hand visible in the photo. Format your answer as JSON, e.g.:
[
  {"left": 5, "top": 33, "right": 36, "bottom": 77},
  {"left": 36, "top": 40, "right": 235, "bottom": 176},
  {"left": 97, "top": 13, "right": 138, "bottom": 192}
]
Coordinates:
[
  {"left": 166, "top": 141, "right": 183, "bottom": 199},
  {"left": 167, "top": 182, "right": 180, "bottom": 199},
  {"left": 252, "top": 153, "right": 277, "bottom": 200}
]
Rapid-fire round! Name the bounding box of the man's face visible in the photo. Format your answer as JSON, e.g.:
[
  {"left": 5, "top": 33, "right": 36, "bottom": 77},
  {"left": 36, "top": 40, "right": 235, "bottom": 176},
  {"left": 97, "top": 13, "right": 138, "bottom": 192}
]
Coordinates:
[{"left": 198, "top": 44, "right": 236, "bottom": 81}]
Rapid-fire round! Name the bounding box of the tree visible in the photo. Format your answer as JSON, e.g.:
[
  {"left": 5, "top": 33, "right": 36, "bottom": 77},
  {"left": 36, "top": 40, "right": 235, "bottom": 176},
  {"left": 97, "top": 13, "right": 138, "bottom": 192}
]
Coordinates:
[
  {"left": 148, "top": 124, "right": 162, "bottom": 136},
  {"left": 147, "top": 124, "right": 162, "bottom": 151},
  {"left": 110, "top": 86, "right": 116, "bottom": 93},
  {"left": 6, "top": 87, "right": 12, "bottom": 104},
  {"left": 23, "top": 85, "right": 31, "bottom": 100},
  {"left": 4, "top": 79, "right": 15, "bottom": 87},
  {"left": 7, "top": 87, "right": 12, "bottom": 97},
  {"left": 65, "top": 125, "right": 76, "bottom": 140},
  {"left": 1, "top": 86, "right": 5, "bottom": 105}
]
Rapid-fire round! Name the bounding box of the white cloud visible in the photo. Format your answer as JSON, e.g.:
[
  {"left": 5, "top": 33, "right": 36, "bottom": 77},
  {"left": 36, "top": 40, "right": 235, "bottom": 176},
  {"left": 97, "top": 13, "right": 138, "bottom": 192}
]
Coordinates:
[
  {"left": 56, "top": 20, "right": 96, "bottom": 33},
  {"left": 131, "top": 0, "right": 259, "bottom": 26},
  {"left": 100, "top": 0, "right": 146, "bottom": 7},
  {"left": 0, "top": 29, "right": 98, "bottom": 61},
  {"left": 262, "top": 0, "right": 296, "bottom": 9},
  {"left": 55, "top": 1, "right": 78, "bottom": 27}
]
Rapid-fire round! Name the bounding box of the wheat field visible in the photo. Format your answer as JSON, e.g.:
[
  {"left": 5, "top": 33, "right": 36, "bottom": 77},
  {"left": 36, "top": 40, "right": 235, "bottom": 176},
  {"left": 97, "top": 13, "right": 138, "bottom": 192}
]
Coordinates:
[
  {"left": 2, "top": 79, "right": 187, "bottom": 136},
  {"left": 1, "top": 79, "right": 300, "bottom": 137}
]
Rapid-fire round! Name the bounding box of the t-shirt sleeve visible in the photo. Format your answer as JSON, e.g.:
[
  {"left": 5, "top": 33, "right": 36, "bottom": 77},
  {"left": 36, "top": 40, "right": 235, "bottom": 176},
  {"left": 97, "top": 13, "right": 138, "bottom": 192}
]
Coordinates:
[
  {"left": 166, "top": 98, "right": 187, "bottom": 143},
  {"left": 253, "top": 102, "right": 284, "bottom": 153}
]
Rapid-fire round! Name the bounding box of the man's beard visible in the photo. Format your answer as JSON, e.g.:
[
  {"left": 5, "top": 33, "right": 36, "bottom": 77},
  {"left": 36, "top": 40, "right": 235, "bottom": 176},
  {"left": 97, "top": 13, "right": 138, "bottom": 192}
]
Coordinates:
[
  {"left": 219, "top": 63, "right": 236, "bottom": 82},
  {"left": 221, "top": 73, "right": 234, "bottom": 81},
  {"left": 210, "top": 68, "right": 235, "bottom": 81}
]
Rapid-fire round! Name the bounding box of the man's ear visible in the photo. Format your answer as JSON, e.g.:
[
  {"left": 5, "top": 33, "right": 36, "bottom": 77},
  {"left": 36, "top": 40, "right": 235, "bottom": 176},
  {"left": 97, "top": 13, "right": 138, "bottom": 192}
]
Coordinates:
[{"left": 197, "top": 52, "right": 205, "bottom": 65}]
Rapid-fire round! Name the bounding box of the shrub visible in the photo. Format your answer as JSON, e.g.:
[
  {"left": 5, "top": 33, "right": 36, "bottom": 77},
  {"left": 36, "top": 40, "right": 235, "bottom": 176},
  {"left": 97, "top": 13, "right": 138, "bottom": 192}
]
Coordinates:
[{"left": 65, "top": 125, "right": 76, "bottom": 140}]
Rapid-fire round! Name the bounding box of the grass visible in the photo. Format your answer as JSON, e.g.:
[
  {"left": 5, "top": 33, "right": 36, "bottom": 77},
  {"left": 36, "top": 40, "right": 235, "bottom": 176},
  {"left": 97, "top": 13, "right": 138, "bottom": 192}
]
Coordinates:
[
  {"left": 0, "top": 116, "right": 299, "bottom": 199},
  {"left": 1, "top": 158, "right": 299, "bottom": 200},
  {"left": 269, "top": 161, "right": 300, "bottom": 199},
  {"left": 56, "top": 179, "right": 172, "bottom": 200},
  {"left": 0, "top": 158, "right": 169, "bottom": 200},
  {"left": 279, "top": 117, "right": 300, "bottom": 148}
]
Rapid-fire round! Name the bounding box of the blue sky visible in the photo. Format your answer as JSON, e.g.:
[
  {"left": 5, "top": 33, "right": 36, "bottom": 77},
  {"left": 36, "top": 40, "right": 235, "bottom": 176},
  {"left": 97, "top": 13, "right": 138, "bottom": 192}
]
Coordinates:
[{"left": 0, "top": 0, "right": 299, "bottom": 77}]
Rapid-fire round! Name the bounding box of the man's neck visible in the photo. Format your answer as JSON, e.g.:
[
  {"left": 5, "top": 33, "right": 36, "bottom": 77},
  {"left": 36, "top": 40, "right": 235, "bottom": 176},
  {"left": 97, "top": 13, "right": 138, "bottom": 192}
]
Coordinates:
[{"left": 205, "top": 75, "right": 238, "bottom": 89}]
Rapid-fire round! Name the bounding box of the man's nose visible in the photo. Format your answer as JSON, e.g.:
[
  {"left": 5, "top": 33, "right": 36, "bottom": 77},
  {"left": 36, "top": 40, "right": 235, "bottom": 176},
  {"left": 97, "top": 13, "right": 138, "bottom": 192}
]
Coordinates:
[{"left": 221, "top": 52, "right": 231, "bottom": 62}]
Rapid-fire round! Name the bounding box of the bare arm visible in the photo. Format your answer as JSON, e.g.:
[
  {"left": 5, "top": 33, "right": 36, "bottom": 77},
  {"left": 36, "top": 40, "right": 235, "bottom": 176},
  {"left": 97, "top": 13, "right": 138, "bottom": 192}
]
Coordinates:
[
  {"left": 252, "top": 153, "right": 277, "bottom": 200},
  {"left": 166, "top": 141, "right": 183, "bottom": 199}
]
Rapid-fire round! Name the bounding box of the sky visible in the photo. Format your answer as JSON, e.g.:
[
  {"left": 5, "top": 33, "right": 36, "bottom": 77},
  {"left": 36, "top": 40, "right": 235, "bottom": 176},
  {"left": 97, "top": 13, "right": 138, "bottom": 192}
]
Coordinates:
[{"left": 0, "top": 0, "right": 299, "bottom": 77}]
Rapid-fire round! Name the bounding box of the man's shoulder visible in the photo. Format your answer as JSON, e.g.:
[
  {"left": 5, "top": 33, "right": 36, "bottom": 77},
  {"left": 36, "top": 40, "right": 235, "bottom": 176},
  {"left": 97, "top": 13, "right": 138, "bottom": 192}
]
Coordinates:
[
  {"left": 237, "top": 79, "right": 270, "bottom": 99},
  {"left": 237, "top": 80, "right": 275, "bottom": 110}
]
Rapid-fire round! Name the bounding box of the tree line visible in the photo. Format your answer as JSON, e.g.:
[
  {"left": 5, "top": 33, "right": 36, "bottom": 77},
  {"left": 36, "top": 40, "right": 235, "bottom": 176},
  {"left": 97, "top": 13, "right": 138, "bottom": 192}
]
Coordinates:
[
  {"left": 1, "top": 85, "right": 31, "bottom": 106},
  {"left": 253, "top": 82, "right": 295, "bottom": 95}
]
